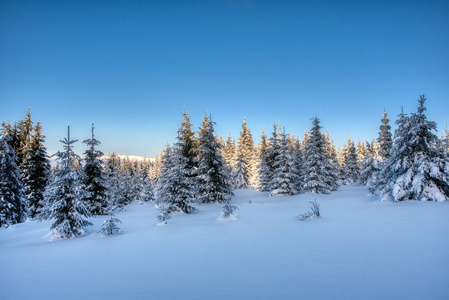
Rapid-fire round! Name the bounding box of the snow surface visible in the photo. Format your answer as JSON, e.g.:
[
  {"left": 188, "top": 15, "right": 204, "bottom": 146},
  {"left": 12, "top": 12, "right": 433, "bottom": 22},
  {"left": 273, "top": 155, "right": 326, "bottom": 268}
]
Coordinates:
[{"left": 1, "top": 184, "right": 448, "bottom": 300}]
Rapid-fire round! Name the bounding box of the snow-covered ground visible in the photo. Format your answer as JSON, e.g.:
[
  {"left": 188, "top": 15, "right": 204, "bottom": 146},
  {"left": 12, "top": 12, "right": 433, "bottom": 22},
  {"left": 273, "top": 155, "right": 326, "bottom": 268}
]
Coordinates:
[{"left": 1, "top": 184, "right": 448, "bottom": 300}]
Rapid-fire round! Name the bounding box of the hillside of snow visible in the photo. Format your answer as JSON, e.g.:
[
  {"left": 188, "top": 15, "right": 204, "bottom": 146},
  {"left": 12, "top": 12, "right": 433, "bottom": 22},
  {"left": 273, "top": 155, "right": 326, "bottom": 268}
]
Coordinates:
[{"left": 1, "top": 184, "right": 448, "bottom": 300}]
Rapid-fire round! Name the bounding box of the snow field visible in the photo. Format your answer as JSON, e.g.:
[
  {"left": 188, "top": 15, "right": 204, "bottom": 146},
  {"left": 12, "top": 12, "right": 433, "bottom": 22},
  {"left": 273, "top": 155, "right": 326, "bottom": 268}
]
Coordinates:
[{"left": 1, "top": 184, "right": 448, "bottom": 300}]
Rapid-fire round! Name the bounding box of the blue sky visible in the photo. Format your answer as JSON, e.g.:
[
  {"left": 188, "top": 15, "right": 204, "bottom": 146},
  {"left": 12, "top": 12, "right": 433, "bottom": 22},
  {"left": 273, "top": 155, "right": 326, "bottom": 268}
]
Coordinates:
[{"left": 1, "top": 0, "right": 448, "bottom": 157}]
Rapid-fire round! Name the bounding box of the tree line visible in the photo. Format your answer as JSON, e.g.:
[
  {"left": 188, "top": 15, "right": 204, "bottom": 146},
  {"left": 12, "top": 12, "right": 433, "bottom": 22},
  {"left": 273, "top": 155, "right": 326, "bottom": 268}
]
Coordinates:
[{"left": 1, "top": 95, "right": 448, "bottom": 238}]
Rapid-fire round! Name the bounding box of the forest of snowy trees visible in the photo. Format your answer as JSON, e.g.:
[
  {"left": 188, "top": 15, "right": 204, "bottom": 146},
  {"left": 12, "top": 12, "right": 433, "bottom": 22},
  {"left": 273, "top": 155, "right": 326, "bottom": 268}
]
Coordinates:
[{"left": 1, "top": 95, "right": 449, "bottom": 238}]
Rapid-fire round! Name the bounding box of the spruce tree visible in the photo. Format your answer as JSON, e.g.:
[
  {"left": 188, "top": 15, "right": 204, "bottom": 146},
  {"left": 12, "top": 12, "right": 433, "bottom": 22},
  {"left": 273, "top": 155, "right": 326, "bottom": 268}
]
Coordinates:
[
  {"left": 39, "top": 126, "right": 92, "bottom": 238},
  {"left": 258, "top": 129, "right": 272, "bottom": 192},
  {"left": 196, "top": 113, "right": 233, "bottom": 204},
  {"left": 232, "top": 149, "right": 249, "bottom": 189},
  {"left": 0, "top": 128, "right": 28, "bottom": 227},
  {"left": 22, "top": 121, "right": 51, "bottom": 218},
  {"left": 237, "top": 118, "right": 256, "bottom": 186},
  {"left": 377, "top": 96, "right": 449, "bottom": 202},
  {"left": 342, "top": 136, "right": 360, "bottom": 183},
  {"left": 359, "top": 141, "right": 380, "bottom": 186},
  {"left": 82, "top": 124, "right": 108, "bottom": 215},
  {"left": 377, "top": 109, "right": 393, "bottom": 161},
  {"left": 269, "top": 128, "right": 299, "bottom": 196},
  {"left": 303, "top": 117, "right": 339, "bottom": 193},
  {"left": 156, "top": 144, "right": 197, "bottom": 214},
  {"left": 268, "top": 122, "right": 282, "bottom": 191},
  {"left": 223, "top": 134, "right": 236, "bottom": 169}
]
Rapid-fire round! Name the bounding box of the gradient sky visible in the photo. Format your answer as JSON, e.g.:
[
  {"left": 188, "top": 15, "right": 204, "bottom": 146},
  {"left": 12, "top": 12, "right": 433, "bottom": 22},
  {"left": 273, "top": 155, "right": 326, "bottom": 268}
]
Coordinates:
[{"left": 1, "top": 0, "right": 448, "bottom": 158}]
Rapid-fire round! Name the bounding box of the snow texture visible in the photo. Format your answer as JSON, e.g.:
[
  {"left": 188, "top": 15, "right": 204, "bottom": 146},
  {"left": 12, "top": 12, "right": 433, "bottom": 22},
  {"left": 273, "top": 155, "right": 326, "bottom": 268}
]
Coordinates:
[{"left": 1, "top": 184, "right": 448, "bottom": 300}]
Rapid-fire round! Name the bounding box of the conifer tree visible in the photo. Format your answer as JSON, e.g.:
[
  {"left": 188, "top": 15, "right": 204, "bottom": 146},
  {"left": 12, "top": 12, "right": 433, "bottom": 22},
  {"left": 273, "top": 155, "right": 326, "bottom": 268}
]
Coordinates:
[
  {"left": 223, "top": 134, "right": 236, "bottom": 170},
  {"left": 156, "top": 143, "right": 197, "bottom": 214},
  {"left": 359, "top": 141, "right": 380, "bottom": 186},
  {"left": 232, "top": 149, "right": 249, "bottom": 189},
  {"left": 137, "top": 160, "right": 154, "bottom": 202},
  {"left": 303, "top": 117, "right": 339, "bottom": 193},
  {"left": 82, "top": 124, "right": 108, "bottom": 215},
  {"left": 39, "top": 126, "right": 92, "bottom": 238},
  {"left": 342, "top": 136, "right": 360, "bottom": 183},
  {"left": 196, "top": 113, "right": 233, "bottom": 204},
  {"left": 269, "top": 128, "right": 300, "bottom": 196},
  {"left": 377, "top": 99, "right": 446, "bottom": 199},
  {"left": 268, "top": 122, "right": 282, "bottom": 190},
  {"left": 18, "top": 109, "right": 34, "bottom": 167},
  {"left": 237, "top": 118, "right": 256, "bottom": 186},
  {"left": 22, "top": 121, "right": 51, "bottom": 218},
  {"left": 258, "top": 129, "right": 272, "bottom": 192},
  {"left": 0, "top": 127, "right": 28, "bottom": 227},
  {"left": 377, "top": 96, "right": 449, "bottom": 202},
  {"left": 377, "top": 109, "right": 393, "bottom": 161}
]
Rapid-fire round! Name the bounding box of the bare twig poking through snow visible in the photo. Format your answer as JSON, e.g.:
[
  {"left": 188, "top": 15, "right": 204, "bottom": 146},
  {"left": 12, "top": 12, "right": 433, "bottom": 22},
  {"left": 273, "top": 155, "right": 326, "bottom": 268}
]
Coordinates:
[{"left": 297, "top": 200, "right": 320, "bottom": 221}]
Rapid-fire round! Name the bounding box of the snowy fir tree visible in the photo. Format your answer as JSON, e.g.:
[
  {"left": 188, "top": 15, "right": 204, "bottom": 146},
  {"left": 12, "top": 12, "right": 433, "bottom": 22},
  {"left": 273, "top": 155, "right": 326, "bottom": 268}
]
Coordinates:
[
  {"left": 267, "top": 122, "right": 282, "bottom": 191},
  {"left": 39, "top": 126, "right": 92, "bottom": 239},
  {"left": 377, "top": 96, "right": 449, "bottom": 202},
  {"left": 137, "top": 162, "right": 155, "bottom": 202},
  {"left": 97, "top": 211, "right": 122, "bottom": 236},
  {"left": 237, "top": 118, "right": 256, "bottom": 186},
  {"left": 81, "top": 124, "right": 109, "bottom": 215},
  {"left": 177, "top": 108, "right": 198, "bottom": 187},
  {"left": 0, "top": 128, "right": 28, "bottom": 227},
  {"left": 257, "top": 129, "right": 272, "bottom": 192},
  {"left": 292, "top": 137, "right": 304, "bottom": 190},
  {"left": 303, "top": 117, "right": 339, "bottom": 193},
  {"left": 196, "top": 113, "right": 233, "bottom": 204},
  {"left": 342, "top": 136, "right": 360, "bottom": 183},
  {"left": 269, "top": 128, "right": 300, "bottom": 196},
  {"left": 156, "top": 202, "right": 171, "bottom": 225},
  {"left": 377, "top": 109, "right": 393, "bottom": 161},
  {"left": 22, "top": 120, "right": 51, "bottom": 218},
  {"left": 359, "top": 141, "right": 381, "bottom": 186},
  {"left": 222, "top": 134, "right": 236, "bottom": 170},
  {"left": 232, "top": 149, "right": 249, "bottom": 189},
  {"left": 156, "top": 144, "right": 197, "bottom": 214},
  {"left": 16, "top": 109, "right": 34, "bottom": 168}
]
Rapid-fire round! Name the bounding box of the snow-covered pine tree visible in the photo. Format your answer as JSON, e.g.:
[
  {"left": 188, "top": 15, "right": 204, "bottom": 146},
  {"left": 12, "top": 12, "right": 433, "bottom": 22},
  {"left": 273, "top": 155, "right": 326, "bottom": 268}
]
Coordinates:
[
  {"left": 303, "top": 117, "right": 339, "bottom": 193},
  {"left": 82, "top": 124, "right": 109, "bottom": 215},
  {"left": 39, "top": 126, "right": 92, "bottom": 238},
  {"left": 156, "top": 143, "right": 197, "bottom": 214},
  {"left": 137, "top": 160, "right": 154, "bottom": 202},
  {"left": 342, "top": 136, "right": 360, "bottom": 183},
  {"left": 359, "top": 141, "right": 380, "bottom": 186},
  {"left": 22, "top": 120, "right": 51, "bottom": 218},
  {"left": 196, "top": 113, "right": 233, "bottom": 204},
  {"left": 269, "top": 128, "right": 299, "bottom": 196},
  {"left": 292, "top": 138, "right": 304, "bottom": 191},
  {"left": 0, "top": 127, "right": 28, "bottom": 227},
  {"left": 258, "top": 129, "right": 272, "bottom": 192},
  {"left": 17, "top": 109, "right": 34, "bottom": 168},
  {"left": 97, "top": 208, "right": 122, "bottom": 236},
  {"left": 177, "top": 108, "right": 198, "bottom": 188},
  {"left": 267, "top": 122, "right": 281, "bottom": 191},
  {"left": 356, "top": 139, "right": 366, "bottom": 163},
  {"left": 237, "top": 118, "right": 256, "bottom": 186},
  {"left": 223, "top": 134, "right": 236, "bottom": 170},
  {"left": 232, "top": 148, "right": 249, "bottom": 189},
  {"left": 377, "top": 96, "right": 449, "bottom": 202},
  {"left": 377, "top": 109, "right": 393, "bottom": 161}
]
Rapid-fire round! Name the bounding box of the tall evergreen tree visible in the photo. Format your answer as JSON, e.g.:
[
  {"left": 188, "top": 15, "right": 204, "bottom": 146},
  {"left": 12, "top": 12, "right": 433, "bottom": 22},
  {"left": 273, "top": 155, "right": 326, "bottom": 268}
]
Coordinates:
[
  {"left": 0, "top": 127, "right": 28, "bottom": 227},
  {"left": 39, "top": 126, "right": 92, "bottom": 238},
  {"left": 156, "top": 143, "right": 197, "bottom": 214},
  {"left": 237, "top": 118, "right": 256, "bottom": 186},
  {"left": 359, "top": 141, "right": 381, "bottom": 186},
  {"left": 377, "top": 96, "right": 449, "bottom": 202},
  {"left": 303, "top": 117, "right": 339, "bottom": 193},
  {"left": 268, "top": 122, "right": 282, "bottom": 191},
  {"left": 82, "top": 124, "right": 108, "bottom": 215},
  {"left": 258, "top": 129, "right": 272, "bottom": 192},
  {"left": 377, "top": 109, "right": 393, "bottom": 161},
  {"left": 270, "top": 128, "right": 300, "bottom": 196},
  {"left": 196, "top": 113, "right": 233, "bottom": 204},
  {"left": 232, "top": 149, "right": 249, "bottom": 189},
  {"left": 22, "top": 121, "right": 51, "bottom": 218},
  {"left": 342, "top": 136, "right": 360, "bottom": 183}
]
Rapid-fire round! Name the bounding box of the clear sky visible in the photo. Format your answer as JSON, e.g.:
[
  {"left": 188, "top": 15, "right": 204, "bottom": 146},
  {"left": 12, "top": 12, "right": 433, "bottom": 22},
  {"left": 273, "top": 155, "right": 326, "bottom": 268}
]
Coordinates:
[{"left": 1, "top": 0, "right": 448, "bottom": 158}]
